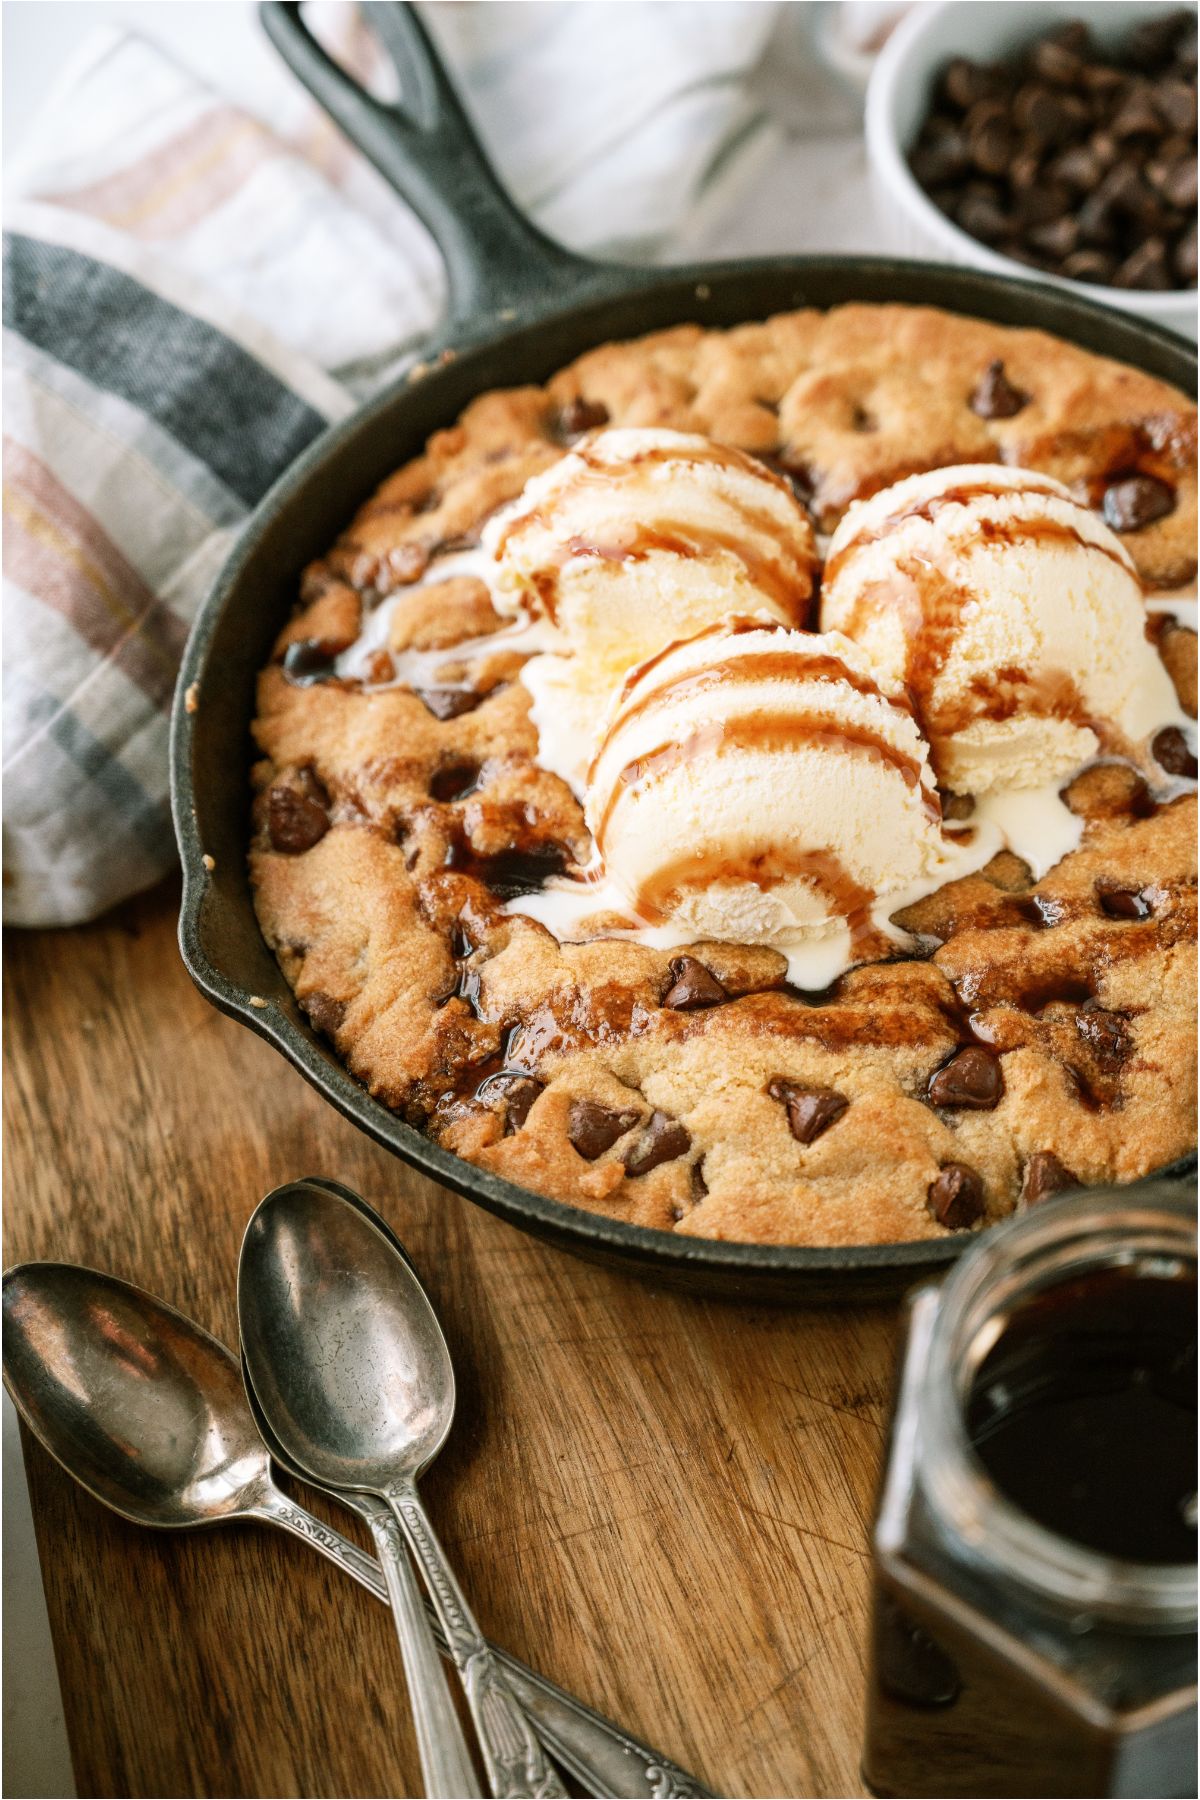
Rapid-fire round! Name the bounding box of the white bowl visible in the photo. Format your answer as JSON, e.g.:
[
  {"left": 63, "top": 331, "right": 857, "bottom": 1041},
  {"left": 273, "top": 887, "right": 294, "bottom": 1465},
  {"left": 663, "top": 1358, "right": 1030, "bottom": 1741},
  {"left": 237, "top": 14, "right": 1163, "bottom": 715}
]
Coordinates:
[{"left": 866, "top": 0, "right": 1198, "bottom": 340}]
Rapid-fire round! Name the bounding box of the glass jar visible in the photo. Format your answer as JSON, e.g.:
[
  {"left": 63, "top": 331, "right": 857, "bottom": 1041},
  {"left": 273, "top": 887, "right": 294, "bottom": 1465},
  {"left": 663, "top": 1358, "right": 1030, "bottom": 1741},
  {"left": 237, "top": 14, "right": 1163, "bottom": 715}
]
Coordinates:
[{"left": 863, "top": 1182, "right": 1197, "bottom": 1800}]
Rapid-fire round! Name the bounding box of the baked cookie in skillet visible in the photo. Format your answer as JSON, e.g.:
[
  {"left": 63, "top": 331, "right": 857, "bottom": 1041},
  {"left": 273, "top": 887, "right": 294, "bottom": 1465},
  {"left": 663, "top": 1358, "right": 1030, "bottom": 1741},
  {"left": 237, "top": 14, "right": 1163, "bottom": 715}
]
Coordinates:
[{"left": 250, "top": 303, "right": 1197, "bottom": 1248}]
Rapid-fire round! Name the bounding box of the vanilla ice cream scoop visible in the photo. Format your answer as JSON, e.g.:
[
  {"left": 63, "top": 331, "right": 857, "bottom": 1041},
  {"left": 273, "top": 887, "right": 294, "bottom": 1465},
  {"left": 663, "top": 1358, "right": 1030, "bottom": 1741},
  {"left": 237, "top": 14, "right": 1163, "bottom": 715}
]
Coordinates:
[
  {"left": 487, "top": 426, "right": 818, "bottom": 656},
  {"left": 483, "top": 428, "right": 819, "bottom": 790},
  {"left": 583, "top": 622, "right": 973, "bottom": 985},
  {"left": 821, "top": 464, "right": 1183, "bottom": 798}
]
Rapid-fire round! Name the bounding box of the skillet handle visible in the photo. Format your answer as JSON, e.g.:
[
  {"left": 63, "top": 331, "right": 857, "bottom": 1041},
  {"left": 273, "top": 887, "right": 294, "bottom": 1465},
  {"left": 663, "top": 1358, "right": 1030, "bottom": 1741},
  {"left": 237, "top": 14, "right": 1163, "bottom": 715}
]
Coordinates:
[{"left": 260, "top": 1, "right": 620, "bottom": 338}]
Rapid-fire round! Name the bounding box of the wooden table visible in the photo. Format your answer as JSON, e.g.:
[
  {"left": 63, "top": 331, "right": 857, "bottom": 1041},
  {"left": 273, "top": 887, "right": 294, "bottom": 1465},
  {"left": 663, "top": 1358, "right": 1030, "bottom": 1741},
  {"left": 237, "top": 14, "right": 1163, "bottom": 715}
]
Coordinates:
[{"left": 4, "top": 878, "right": 896, "bottom": 1799}]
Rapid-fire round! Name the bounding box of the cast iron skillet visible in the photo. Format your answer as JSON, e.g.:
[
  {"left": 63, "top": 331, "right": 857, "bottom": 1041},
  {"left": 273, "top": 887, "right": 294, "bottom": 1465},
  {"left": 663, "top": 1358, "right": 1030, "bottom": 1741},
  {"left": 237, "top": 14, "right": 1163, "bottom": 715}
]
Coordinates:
[{"left": 170, "top": 0, "right": 1197, "bottom": 1303}]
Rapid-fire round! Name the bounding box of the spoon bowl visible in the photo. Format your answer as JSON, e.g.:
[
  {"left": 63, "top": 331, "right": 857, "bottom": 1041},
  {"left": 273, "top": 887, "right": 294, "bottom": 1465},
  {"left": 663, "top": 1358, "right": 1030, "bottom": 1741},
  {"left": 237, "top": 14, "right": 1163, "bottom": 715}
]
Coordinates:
[
  {"left": 238, "top": 1179, "right": 456, "bottom": 1491},
  {"left": 2, "top": 1262, "right": 269, "bottom": 1528},
  {"left": 239, "top": 1179, "right": 489, "bottom": 1796},
  {"left": 238, "top": 1178, "right": 567, "bottom": 1797}
]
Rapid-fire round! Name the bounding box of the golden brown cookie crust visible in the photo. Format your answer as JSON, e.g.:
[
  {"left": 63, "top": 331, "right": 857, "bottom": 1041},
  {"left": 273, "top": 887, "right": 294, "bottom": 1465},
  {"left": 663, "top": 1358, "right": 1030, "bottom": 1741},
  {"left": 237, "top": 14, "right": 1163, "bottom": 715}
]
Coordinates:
[{"left": 250, "top": 302, "right": 1198, "bottom": 1248}]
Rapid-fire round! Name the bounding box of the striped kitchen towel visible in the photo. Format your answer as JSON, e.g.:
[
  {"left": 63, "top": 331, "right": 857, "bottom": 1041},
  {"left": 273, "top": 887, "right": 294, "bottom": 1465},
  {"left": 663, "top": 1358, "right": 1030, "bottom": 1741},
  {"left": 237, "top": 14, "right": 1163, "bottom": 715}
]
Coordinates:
[
  {"left": 3, "top": 1, "right": 782, "bottom": 927},
  {"left": 3, "top": 202, "right": 351, "bottom": 926}
]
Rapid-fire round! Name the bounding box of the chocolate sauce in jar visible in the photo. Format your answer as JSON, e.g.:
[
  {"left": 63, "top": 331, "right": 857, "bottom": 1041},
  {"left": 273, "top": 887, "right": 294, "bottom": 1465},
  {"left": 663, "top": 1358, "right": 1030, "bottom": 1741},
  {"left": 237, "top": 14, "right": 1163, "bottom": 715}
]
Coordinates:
[
  {"left": 864, "top": 1187, "right": 1198, "bottom": 1800},
  {"left": 967, "top": 1265, "right": 1197, "bottom": 1566}
]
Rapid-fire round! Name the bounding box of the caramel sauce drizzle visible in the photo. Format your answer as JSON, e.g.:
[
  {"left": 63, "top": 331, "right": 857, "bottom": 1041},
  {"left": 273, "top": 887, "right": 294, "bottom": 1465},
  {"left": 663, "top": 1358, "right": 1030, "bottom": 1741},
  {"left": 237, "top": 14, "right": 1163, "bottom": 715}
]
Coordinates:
[
  {"left": 633, "top": 844, "right": 884, "bottom": 955},
  {"left": 512, "top": 520, "right": 812, "bottom": 625},
  {"left": 823, "top": 477, "right": 1133, "bottom": 587},
  {"left": 579, "top": 436, "right": 798, "bottom": 488},
  {"left": 611, "top": 614, "right": 789, "bottom": 710},
  {"left": 595, "top": 708, "right": 940, "bottom": 847},
  {"left": 596, "top": 649, "right": 911, "bottom": 780},
  {"left": 495, "top": 439, "right": 816, "bottom": 626},
  {"left": 842, "top": 554, "right": 1126, "bottom": 771}
]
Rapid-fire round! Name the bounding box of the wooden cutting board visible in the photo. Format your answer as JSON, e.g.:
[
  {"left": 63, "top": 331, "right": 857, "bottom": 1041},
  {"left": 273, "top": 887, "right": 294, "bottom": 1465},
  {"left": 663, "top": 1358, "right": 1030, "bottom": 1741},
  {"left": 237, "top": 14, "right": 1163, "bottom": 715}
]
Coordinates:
[{"left": 4, "top": 877, "right": 896, "bottom": 1799}]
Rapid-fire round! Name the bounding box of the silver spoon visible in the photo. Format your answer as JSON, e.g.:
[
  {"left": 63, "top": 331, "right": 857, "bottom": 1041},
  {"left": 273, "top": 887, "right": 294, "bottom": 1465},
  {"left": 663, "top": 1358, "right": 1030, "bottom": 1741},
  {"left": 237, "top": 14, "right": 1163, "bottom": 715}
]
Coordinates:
[
  {"left": 247, "top": 1178, "right": 710, "bottom": 1800},
  {"left": 238, "top": 1179, "right": 566, "bottom": 1800},
  {"left": 244, "top": 1348, "right": 710, "bottom": 1799},
  {"left": 1, "top": 1257, "right": 709, "bottom": 1799},
  {"left": 2, "top": 1258, "right": 476, "bottom": 1798}
]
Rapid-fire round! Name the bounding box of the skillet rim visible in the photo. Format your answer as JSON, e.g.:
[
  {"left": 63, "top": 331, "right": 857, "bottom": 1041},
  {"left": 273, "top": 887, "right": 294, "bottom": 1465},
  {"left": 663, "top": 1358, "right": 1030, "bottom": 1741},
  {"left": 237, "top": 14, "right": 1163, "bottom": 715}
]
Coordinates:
[{"left": 170, "top": 252, "right": 1198, "bottom": 1298}]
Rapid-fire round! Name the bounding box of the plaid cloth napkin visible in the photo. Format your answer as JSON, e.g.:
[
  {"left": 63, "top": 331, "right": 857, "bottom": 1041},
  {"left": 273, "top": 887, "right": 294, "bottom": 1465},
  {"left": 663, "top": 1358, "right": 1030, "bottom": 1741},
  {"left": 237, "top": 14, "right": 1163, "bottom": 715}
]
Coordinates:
[{"left": 3, "top": 1, "right": 782, "bottom": 927}]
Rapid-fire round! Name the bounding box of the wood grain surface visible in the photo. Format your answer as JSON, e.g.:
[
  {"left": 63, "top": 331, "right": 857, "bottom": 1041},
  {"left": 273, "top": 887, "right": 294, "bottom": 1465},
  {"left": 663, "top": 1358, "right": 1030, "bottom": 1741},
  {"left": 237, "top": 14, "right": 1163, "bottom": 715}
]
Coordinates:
[{"left": 4, "top": 877, "right": 897, "bottom": 1799}]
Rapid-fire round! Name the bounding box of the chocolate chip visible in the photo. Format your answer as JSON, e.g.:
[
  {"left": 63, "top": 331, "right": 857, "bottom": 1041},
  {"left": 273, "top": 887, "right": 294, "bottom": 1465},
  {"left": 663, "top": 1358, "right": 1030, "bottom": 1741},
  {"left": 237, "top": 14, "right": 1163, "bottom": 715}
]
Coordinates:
[
  {"left": 281, "top": 638, "right": 349, "bottom": 684},
  {"left": 1094, "top": 159, "right": 1149, "bottom": 219},
  {"left": 928, "top": 1046, "right": 1004, "bottom": 1110},
  {"left": 1012, "top": 893, "right": 1063, "bottom": 928},
  {"left": 1007, "top": 147, "right": 1042, "bottom": 194},
  {"left": 1159, "top": 78, "right": 1199, "bottom": 135},
  {"left": 1077, "top": 187, "right": 1119, "bottom": 247},
  {"left": 1014, "top": 180, "right": 1074, "bottom": 228},
  {"left": 302, "top": 991, "right": 346, "bottom": 1036},
  {"left": 955, "top": 185, "right": 1010, "bottom": 244},
  {"left": 1029, "top": 214, "right": 1081, "bottom": 260},
  {"left": 1102, "top": 474, "right": 1176, "bottom": 532},
  {"left": 1153, "top": 153, "right": 1199, "bottom": 210},
  {"left": 567, "top": 1098, "right": 640, "bottom": 1160},
  {"left": 503, "top": 1078, "right": 543, "bottom": 1134},
  {"left": 416, "top": 687, "right": 483, "bottom": 721},
  {"left": 941, "top": 58, "right": 1003, "bottom": 111},
  {"left": 768, "top": 1079, "right": 850, "bottom": 1145},
  {"left": 622, "top": 1111, "right": 691, "bottom": 1177},
  {"left": 1112, "top": 238, "right": 1174, "bottom": 290},
  {"left": 1128, "top": 10, "right": 1195, "bottom": 71},
  {"left": 1082, "top": 64, "right": 1125, "bottom": 100},
  {"left": 1110, "top": 87, "right": 1166, "bottom": 141},
  {"left": 969, "top": 359, "right": 1030, "bottom": 420},
  {"left": 1030, "top": 35, "right": 1084, "bottom": 87},
  {"left": 1044, "top": 19, "right": 1092, "bottom": 57},
  {"left": 1099, "top": 886, "right": 1152, "bottom": 919},
  {"left": 444, "top": 838, "right": 573, "bottom": 900},
  {"left": 1153, "top": 726, "right": 1198, "bottom": 779},
  {"left": 553, "top": 397, "right": 610, "bottom": 442},
  {"left": 1013, "top": 83, "right": 1084, "bottom": 148},
  {"left": 267, "top": 770, "right": 330, "bottom": 854},
  {"left": 927, "top": 1163, "right": 985, "bottom": 1230},
  {"left": 1075, "top": 1005, "right": 1131, "bottom": 1068},
  {"left": 1061, "top": 248, "right": 1118, "bottom": 283},
  {"left": 966, "top": 103, "right": 1015, "bottom": 177},
  {"left": 429, "top": 759, "right": 481, "bottom": 802},
  {"left": 662, "top": 956, "right": 728, "bottom": 1011},
  {"left": 911, "top": 131, "right": 970, "bottom": 188},
  {"left": 1049, "top": 142, "right": 1106, "bottom": 191},
  {"left": 1022, "top": 1150, "right": 1079, "bottom": 1205}
]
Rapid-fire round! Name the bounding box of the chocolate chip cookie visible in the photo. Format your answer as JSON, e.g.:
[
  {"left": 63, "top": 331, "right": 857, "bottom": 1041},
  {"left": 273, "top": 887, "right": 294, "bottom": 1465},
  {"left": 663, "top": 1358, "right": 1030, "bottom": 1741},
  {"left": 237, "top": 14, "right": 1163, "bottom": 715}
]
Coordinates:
[{"left": 250, "top": 303, "right": 1197, "bottom": 1247}]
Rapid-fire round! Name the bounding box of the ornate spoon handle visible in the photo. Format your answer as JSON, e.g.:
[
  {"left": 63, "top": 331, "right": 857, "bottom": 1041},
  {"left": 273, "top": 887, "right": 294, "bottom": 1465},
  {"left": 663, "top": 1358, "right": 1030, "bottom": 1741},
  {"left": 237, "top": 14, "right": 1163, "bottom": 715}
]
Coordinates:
[
  {"left": 258, "top": 1487, "right": 711, "bottom": 1798},
  {"left": 366, "top": 1508, "right": 484, "bottom": 1798},
  {"left": 492, "top": 1660, "right": 712, "bottom": 1800},
  {"left": 388, "top": 1479, "right": 568, "bottom": 1799}
]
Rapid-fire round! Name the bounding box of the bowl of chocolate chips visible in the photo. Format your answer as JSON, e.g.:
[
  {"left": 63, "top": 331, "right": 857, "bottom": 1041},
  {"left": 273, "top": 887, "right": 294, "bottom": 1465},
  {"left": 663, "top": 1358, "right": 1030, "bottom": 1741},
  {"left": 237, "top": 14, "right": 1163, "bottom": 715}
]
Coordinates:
[{"left": 867, "top": 1, "right": 1197, "bottom": 338}]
